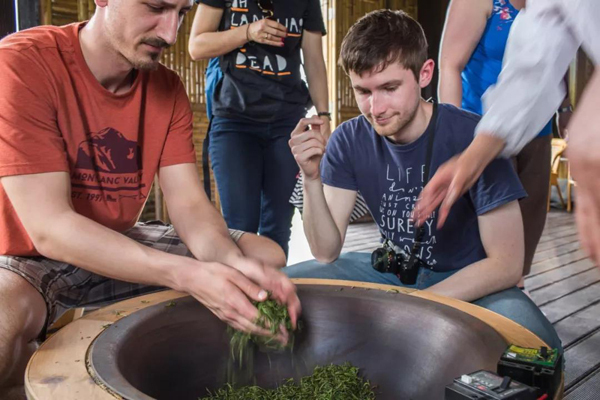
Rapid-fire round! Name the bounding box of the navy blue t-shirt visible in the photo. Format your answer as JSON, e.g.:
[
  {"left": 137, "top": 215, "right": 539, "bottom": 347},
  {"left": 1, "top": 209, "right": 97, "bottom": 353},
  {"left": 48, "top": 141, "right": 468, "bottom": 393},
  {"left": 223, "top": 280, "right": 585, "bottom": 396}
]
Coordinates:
[{"left": 321, "top": 104, "right": 526, "bottom": 272}]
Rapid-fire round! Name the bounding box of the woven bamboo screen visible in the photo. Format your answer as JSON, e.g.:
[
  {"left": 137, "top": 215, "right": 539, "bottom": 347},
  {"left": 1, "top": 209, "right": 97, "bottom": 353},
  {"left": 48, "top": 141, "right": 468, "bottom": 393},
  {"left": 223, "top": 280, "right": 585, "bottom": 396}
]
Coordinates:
[{"left": 40, "top": 1, "right": 213, "bottom": 221}]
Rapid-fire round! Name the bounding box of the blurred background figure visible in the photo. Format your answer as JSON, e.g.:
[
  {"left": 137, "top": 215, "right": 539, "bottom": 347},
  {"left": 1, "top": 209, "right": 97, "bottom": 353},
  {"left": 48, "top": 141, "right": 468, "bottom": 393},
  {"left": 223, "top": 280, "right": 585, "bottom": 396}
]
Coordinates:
[
  {"left": 438, "top": 0, "right": 571, "bottom": 288},
  {"left": 189, "top": 0, "right": 330, "bottom": 258},
  {"left": 418, "top": 0, "right": 600, "bottom": 265}
]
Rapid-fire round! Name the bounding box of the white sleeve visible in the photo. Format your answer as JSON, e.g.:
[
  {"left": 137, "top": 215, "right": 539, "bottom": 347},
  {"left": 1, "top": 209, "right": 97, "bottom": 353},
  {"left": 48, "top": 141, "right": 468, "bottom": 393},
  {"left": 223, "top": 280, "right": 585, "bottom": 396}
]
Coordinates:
[{"left": 475, "top": 0, "right": 581, "bottom": 157}]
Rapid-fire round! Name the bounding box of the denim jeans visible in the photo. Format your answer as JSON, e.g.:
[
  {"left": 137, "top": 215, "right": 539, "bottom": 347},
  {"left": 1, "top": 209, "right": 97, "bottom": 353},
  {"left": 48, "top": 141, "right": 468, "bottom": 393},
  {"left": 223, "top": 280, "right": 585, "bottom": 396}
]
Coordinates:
[
  {"left": 284, "top": 252, "right": 563, "bottom": 354},
  {"left": 209, "top": 115, "right": 302, "bottom": 257}
]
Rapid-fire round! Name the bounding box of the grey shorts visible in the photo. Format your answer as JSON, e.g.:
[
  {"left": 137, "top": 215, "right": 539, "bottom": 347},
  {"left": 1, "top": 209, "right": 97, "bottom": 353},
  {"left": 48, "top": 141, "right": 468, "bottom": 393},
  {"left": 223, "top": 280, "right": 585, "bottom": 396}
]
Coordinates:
[{"left": 0, "top": 221, "right": 245, "bottom": 336}]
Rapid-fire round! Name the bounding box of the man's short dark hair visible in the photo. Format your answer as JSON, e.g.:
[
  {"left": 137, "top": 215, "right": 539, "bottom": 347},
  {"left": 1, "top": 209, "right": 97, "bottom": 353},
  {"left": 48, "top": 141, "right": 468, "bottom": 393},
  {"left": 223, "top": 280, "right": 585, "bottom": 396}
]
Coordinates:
[{"left": 339, "top": 9, "right": 428, "bottom": 80}]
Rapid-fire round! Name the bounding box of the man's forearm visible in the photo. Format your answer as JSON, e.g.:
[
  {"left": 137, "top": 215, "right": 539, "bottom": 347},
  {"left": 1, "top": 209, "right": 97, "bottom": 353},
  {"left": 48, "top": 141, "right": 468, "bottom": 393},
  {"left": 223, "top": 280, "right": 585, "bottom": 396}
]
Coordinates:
[
  {"left": 460, "top": 133, "right": 505, "bottom": 175},
  {"left": 426, "top": 257, "right": 520, "bottom": 302},
  {"left": 36, "top": 212, "right": 189, "bottom": 291},
  {"left": 167, "top": 198, "right": 244, "bottom": 267},
  {"left": 303, "top": 178, "right": 343, "bottom": 262}
]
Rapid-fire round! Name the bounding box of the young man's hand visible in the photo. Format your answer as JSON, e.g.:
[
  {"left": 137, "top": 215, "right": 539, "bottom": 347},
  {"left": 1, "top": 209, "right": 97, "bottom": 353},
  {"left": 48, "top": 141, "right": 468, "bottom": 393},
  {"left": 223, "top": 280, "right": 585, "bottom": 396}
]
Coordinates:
[{"left": 289, "top": 117, "right": 327, "bottom": 181}]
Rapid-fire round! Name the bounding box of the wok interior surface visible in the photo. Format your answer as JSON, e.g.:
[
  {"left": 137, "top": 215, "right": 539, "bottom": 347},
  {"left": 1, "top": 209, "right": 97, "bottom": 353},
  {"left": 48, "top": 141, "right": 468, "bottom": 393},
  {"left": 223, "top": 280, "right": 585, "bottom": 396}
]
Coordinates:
[{"left": 89, "top": 286, "right": 508, "bottom": 399}]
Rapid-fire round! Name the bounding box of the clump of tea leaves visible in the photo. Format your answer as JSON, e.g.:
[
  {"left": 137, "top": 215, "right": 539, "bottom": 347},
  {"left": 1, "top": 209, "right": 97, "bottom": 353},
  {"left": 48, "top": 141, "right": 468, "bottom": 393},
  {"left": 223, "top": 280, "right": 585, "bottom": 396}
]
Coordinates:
[
  {"left": 229, "top": 297, "right": 293, "bottom": 365},
  {"left": 201, "top": 363, "right": 376, "bottom": 400}
]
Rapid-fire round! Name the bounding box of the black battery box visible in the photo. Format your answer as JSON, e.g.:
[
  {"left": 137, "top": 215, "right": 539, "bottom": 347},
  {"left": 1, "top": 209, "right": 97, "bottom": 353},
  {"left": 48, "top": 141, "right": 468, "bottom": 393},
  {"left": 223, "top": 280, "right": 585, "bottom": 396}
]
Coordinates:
[
  {"left": 497, "top": 345, "right": 561, "bottom": 398},
  {"left": 445, "top": 370, "right": 537, "bottom": 400}
]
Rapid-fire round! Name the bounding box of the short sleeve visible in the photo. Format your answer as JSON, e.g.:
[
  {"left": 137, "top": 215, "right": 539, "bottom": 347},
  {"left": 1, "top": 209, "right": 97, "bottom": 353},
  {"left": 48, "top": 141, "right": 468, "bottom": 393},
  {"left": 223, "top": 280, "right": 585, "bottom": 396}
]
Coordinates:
[
  {"left": 0, "top": 49, "right": 68, "bottom": 178},
  {"left": 198, "top": 0, "right": 225, "bottom": 9},
  {"left": 303, "top": 0, "right": 327, "bottom": 35},
  {"left": 159, "top": 78, "right": 197, "bottom": 168},
  {"left": 320, "top": 125, "right": 357, "bottom": 191},
  {"left": 469, "top": 157, "right": 526, "bottom": 215}
]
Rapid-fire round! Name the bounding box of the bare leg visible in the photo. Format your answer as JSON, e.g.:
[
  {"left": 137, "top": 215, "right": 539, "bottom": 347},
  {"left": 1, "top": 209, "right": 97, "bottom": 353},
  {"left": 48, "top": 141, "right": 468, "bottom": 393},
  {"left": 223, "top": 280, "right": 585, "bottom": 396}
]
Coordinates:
[{"left": 0, "top": 269, "right": 46, "bottom": 399}]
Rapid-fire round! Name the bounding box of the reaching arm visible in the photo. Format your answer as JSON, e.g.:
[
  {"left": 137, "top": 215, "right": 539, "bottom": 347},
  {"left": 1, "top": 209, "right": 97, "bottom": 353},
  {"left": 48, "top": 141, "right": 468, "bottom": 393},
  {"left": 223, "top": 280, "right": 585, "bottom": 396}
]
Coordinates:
[
  {"left": 1, "top": 172, "right": 184, "bottom": 287},
  {"left": 160, "top": 163, "right": 242, "bottom": 265},
  {"left": 476, "top": 1, "right": 580, "bottom": 157},
  {"left": 188, "top": 3, "right": 286, "bottom": 60},
  {"left": 416, "top": 2, "right": 582, "bottom": 228},
  {"left": 0, "top": 171, "right": 282, "bottom": 334},
  {"left": 302, "top": 30, "right": 331, "bottom": 138},
  {"left": 438, "top": 0, "right": 491, "bottom": 107},
  {"left": 426, "top": 201, "right": 523, "bottom": 302},
  {"left": 160, "top": 163, "right": 301, "bottom": 326}
]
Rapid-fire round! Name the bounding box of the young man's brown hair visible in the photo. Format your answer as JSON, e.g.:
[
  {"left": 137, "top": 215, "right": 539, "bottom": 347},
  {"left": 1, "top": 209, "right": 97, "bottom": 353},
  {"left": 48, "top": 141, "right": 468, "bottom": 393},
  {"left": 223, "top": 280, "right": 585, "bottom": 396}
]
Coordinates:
[{"left": 339, "top": 9, "right": 428, "bottom": 80}]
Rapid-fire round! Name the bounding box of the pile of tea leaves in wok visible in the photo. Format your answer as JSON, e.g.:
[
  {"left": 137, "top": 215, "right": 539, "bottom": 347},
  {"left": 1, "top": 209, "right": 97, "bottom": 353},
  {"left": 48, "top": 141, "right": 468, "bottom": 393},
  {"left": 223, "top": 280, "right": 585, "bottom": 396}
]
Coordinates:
[
  {"left": 201, "top": 363, "right": 376, "bottom": 400},
  {"left": 202, "top": 297, "right": 376, "bottom": 399}
]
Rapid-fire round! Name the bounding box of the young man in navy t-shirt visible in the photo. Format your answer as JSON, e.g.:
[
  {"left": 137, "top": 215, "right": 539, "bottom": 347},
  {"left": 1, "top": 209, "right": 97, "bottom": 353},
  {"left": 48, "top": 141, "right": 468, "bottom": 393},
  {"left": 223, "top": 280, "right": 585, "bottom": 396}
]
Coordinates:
[{"left": 284, "top": 9, "right": 561, "bottom": 352}]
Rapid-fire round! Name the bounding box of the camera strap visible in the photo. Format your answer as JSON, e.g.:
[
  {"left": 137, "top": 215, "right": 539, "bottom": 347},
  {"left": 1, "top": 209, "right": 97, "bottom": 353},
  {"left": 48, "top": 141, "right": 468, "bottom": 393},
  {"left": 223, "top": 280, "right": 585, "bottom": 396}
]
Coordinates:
[{"left": 405, "top": 102, "right": 438, "bottom": 270}]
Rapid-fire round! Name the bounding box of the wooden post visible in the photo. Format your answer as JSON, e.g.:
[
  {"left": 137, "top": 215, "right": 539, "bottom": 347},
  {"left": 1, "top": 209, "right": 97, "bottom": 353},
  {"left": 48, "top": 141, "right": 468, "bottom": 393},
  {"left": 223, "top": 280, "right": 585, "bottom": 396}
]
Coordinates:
[{"left": 40, "top": 0, "right": 52, "bottom": 25}]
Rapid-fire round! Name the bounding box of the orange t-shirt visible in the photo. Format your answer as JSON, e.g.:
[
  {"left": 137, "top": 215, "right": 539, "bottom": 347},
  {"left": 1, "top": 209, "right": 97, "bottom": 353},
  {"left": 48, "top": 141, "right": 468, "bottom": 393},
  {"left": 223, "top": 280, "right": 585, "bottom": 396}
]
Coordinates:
[{"left": 0, "top": 23, "right": 197, "bottom": 256}]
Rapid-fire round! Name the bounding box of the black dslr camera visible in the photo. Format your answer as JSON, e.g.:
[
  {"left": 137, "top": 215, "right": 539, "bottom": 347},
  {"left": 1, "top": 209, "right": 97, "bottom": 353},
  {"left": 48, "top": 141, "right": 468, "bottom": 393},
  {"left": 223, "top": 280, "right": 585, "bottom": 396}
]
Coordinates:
[{"left": 371, "top": 239, "right": 424, "bottom": 285}]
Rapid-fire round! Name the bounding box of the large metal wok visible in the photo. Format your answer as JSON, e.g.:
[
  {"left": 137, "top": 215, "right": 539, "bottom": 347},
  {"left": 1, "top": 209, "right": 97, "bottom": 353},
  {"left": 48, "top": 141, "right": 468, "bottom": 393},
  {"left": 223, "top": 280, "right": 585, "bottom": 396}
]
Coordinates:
[{"left": 25, "top": 281, "right": 558, "bottom": 400}]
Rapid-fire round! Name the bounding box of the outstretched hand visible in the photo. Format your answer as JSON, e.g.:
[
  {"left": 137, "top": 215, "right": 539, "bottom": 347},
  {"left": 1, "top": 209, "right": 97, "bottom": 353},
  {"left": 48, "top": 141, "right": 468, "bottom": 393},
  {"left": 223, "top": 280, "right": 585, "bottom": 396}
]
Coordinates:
[
  {"left": 415, "top": 155, "right": 478, "bottom": 229},
  {"left": 415, "top": 133, "right": 505, "bottom": 228}
]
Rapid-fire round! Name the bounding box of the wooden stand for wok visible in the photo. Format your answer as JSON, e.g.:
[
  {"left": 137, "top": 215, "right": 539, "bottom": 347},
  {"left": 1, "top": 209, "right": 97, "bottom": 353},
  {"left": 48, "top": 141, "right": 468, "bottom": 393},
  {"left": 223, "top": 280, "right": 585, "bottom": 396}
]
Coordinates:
[{"left": 25, "top": 279, "right": 564, "bottom": 399}]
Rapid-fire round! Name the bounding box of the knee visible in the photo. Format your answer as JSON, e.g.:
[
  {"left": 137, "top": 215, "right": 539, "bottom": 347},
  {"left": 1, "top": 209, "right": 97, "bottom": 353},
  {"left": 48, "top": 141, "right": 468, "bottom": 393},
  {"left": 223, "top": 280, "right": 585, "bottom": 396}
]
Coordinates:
[
  {"left": 0, "top": 271, "right": 46, "bottom": 342},
  {"left": 237, "top": 233, "right": 287, "bottom": 269}
]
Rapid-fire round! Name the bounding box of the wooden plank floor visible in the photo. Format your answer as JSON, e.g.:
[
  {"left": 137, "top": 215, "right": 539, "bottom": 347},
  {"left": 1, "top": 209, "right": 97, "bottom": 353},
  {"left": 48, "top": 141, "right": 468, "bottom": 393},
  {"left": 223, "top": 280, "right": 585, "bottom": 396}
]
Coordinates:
[{"left": 342, "top": 210, "right": 600, "bottom": 399}]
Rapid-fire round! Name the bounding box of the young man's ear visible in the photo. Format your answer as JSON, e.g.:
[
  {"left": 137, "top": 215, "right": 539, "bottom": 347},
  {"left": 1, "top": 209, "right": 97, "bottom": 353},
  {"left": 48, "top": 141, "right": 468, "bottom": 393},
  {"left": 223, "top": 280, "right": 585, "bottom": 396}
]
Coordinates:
[{"left": 418, "top": 59, "right": 435, "bottom": 89}]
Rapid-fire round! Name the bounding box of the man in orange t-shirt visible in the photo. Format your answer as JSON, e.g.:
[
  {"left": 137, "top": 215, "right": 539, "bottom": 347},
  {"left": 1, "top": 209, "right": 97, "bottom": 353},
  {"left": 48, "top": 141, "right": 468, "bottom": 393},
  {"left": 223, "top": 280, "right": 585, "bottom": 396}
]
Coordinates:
[{"left": 0, "top": 1, "right": 300, "bottom": 397}]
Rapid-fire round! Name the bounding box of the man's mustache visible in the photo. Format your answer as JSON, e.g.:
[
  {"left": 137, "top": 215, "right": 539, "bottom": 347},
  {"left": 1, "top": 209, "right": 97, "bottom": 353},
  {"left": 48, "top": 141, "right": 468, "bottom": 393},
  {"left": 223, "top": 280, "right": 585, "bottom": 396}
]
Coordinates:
[{"left": 140, "top": 38, "right": 170, "bottom": 49}]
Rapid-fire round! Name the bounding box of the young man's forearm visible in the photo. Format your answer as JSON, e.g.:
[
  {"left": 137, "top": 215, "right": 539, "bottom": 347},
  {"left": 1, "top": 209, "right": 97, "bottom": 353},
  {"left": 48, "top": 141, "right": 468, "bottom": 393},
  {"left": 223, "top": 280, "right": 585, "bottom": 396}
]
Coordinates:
[
  {"left": 36, "top": 211, "right": 192, "bottom": 291},
  {"left": 425, "top": 258, "right": 521, "bottom": 302},
  {"left": 302, "top": 178, "right": 343, "bottom": 262}
]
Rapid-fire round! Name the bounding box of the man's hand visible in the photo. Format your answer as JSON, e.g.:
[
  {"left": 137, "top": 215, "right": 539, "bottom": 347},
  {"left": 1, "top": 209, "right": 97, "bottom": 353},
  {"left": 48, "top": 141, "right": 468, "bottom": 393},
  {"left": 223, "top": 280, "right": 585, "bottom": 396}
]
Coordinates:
[
  {"left": 289, "top": 117, "right": 327, "bottom": 181},
  {"left": 229, "top": 257, "right": 301, "bottom": 329},
  {"left": 178, "top": 260, "right": 275, "bottom": 335},
  {"left": 415, "top": 133, "right": 505, "bottom": 228}
]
